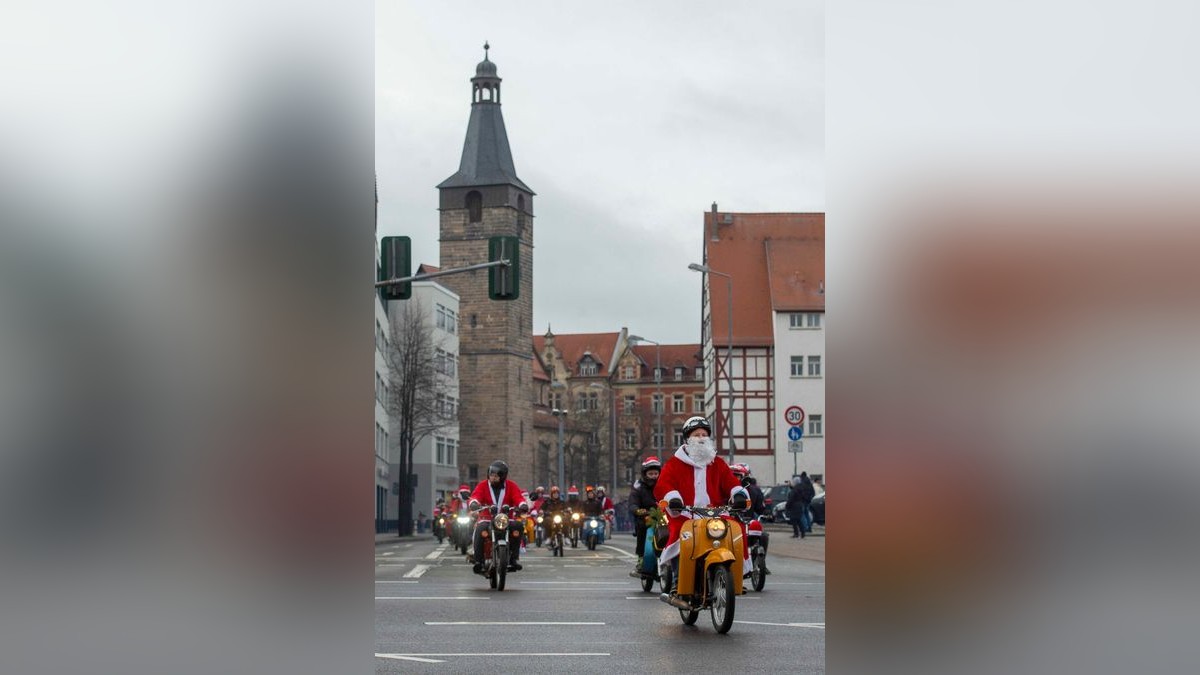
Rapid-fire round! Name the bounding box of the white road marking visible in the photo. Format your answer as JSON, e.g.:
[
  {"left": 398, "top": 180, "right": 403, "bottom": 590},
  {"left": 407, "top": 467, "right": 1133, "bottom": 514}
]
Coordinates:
[
  {"left": 403, "top": 564, "right": 431, "bottom": 579},
  {"left": 734, "top": 620, "right": 825, "bottom": 628},
  {"left": 376, "top": 654, "right": 444, "bottom": 663},
  {"left": 425, "top": 547, "right": 445, "bottom": 560},
  {"left": 375, "top": 596, "right": 489, "bottom": 600},
  {"left": 380, "top": 552, "right": 395, "bottom": 556},
  {"left": 518, "top": 581, "right": 628, "bottom": 585},
  {"left": 600, "top": 545, "right": 638, "bottom": 560},
  {"left": 375, "top": 580, "right": 418, "bottom": 584},
  {"left": 425, "top": 621, "right": 604, "bottom": 626},
  {"left": 378, "top": 652, "right": 610, "bottom": 658}
]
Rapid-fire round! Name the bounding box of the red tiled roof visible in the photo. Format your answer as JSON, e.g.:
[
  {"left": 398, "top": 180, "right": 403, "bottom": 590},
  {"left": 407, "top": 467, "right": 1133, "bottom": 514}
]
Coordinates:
[
  {"left": 704, "top": 212, "right": 825, "bottom": 346},
  {"left": 533, "top": 332, "right": 621, "bottom": 377},
  {"left": 532, "top": 355, "right": 549, "bottom": 381},
  {"left": 417, "top": 263, "right": 441, "bottom": 275},
  {"left": 632, "top": 344, "right": 703, "bottom": 369},
  {"left": 765, "top": 239, "right": 825, "bottom": 312}
]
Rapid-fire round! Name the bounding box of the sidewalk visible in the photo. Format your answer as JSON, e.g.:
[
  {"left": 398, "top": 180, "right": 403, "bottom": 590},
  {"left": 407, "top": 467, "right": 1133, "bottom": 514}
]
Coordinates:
[
  {"left": 763, "top": 523, "right": 825, "bottom": 563},
  {"left": 375, "top": 531, "right": 434, "bottom": 546}
]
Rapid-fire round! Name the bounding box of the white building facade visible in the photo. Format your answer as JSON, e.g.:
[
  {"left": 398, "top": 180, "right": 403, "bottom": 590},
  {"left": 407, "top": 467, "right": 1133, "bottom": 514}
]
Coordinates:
[
  {"left": 375, "top": 289, "right": 394, "bottom": 532},
  {"left": 387, "top": 280, "right": 462, "bottom": 521},
  {"left": 772, "top": 310, "right": 825, "bottom": 484}
]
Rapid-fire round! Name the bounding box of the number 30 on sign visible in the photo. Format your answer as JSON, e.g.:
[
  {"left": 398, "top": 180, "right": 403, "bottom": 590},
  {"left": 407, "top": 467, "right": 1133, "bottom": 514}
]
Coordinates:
[{"left": 785, "top": 405, "right": 805, "bottom": 426}]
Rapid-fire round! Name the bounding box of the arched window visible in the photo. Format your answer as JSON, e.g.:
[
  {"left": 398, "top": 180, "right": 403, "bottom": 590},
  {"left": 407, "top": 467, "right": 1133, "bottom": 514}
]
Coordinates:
[{"left": 466, "top": 191, "right": 482, "bottom": 223}]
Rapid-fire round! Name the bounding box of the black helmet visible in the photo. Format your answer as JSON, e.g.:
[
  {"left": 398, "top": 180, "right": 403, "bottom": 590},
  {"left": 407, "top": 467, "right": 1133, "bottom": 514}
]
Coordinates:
[
  {"left": 681, "top": 416, "right": 711, "bottom": 439},
  {"left": 488, "top": 460, "right": 509, "bottom": 482}
]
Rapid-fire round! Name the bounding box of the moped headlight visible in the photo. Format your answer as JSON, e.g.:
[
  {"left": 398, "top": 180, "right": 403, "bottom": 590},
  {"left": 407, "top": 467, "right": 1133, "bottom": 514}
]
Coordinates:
[
  {"left": 706, "top": 519, "right": 728, "bottom": 539},
  {"left": 572, "top": 513, "right": 580, "bottom": 521},
  {"left": 457, "top": 517, "right": 469, "bottom": 524},
  {"left": 588, "top": 519, "right": 599, "bottom": 528},
  {"left": 536, "top": 516, "right": 544, "bottom": 524},
  {"left": 494, "top": 514, "right": 509, "bottom": 529},
  {"left": 553, "top": 515, "right": 562, "bottom": 524}
]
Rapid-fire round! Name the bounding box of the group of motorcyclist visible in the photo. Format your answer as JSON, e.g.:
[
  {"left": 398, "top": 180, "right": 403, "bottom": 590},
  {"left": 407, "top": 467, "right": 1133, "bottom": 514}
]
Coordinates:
[{"left": 427, "top": 416, "right": 772, "bottom": 592}]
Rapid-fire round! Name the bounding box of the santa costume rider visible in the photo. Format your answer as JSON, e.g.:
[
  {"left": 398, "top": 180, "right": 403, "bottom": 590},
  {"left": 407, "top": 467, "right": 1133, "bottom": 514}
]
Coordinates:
[
  {"left": 467, "top": 460, "right": 529, "bottom": 573},
  {"left": 653, "top": 416, "right": 752, "bottom": 585}
]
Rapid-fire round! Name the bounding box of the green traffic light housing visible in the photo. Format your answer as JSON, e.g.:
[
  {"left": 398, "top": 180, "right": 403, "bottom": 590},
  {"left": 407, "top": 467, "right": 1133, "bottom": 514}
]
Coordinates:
[
  {"left": 488, "top": 236, "right": 519, "bottom": 300},
  {"left": 379, "top": 236, "right": 412, "bottom": 300}
]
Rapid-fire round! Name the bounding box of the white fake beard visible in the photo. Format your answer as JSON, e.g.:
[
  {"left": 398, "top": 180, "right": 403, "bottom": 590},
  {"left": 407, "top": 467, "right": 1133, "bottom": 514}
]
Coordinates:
[{"left": 686, "top": 437, "right": 717, "bottom": 465}]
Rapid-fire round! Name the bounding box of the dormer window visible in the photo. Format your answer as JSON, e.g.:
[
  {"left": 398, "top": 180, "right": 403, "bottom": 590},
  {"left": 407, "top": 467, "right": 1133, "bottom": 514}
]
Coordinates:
[
  {"left": 674, "top": 366, "right": 685, "bottom": 381},
  {"left": 580, "top": 360, "right": 598, "bottom": 376}
]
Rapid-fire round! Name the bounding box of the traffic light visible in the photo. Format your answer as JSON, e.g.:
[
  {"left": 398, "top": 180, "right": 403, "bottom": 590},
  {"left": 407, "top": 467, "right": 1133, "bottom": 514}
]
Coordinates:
[
  {"left": 488, "top": 236, "right": 519, "bottom": 300},
  {"left": 379, "top": 236, "right": 411, "bottom": 300}
]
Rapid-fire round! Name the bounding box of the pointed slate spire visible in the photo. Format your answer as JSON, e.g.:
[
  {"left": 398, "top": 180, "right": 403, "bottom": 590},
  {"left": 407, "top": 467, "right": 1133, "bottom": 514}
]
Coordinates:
[{"left": 438, "top": 44, "right": 533, "bottom": 193}]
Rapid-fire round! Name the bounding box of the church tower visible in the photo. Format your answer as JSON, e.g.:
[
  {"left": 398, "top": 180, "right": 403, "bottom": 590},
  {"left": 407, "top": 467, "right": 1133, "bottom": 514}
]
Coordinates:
[{"left": 438, "top": 44, "right": 535, "bottom": 488}]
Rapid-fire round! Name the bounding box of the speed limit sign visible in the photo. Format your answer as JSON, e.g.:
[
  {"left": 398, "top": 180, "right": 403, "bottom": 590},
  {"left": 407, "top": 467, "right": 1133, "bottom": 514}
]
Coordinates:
[{"left": 784, "top": 405, "right": 805, "bottom": 426}]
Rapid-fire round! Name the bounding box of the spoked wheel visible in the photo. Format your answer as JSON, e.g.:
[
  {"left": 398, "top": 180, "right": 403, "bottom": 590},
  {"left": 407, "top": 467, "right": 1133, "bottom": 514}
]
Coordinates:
[
  {"left": 496, "top": 550, "right": 507, "bottom": 591},
  {"left": 709, "top": 565, "right": 736, "bottom": 634},
  {"left": 751, "top": 554, "right": 766, "bottom": 592}
]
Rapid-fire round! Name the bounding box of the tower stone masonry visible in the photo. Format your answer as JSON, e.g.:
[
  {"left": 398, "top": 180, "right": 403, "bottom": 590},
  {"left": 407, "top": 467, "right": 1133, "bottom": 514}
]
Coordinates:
[{"left": 437, "top": 44, "right": 535, "bottom": 489}]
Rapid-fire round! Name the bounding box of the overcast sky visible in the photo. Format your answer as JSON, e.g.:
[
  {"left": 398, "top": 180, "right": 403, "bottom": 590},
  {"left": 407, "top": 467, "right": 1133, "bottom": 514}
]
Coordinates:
[{"left": 376, "top": 1, "right": 824, "bottom": 345}]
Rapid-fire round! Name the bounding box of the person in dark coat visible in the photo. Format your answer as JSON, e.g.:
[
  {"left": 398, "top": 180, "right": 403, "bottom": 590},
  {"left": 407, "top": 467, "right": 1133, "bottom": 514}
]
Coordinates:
[{"left": 785, "top": 476, "right": 807, "bottom": 538}]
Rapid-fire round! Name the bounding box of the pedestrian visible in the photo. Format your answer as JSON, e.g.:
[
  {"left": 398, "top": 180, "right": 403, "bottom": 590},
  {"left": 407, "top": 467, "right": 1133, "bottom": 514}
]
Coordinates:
[
  {"left": 797, "top": 472, "right": 816, "bottom": 533},
  {"left": 417, "top": 511, "right": 427, "bottom": 533},
  {"left": 785, "top": 476, "right": 806, "bottom": 538}
]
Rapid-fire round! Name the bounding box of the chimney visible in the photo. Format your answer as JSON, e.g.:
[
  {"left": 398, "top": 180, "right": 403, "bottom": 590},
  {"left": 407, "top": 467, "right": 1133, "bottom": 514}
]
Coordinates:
[{"left": 710, "top": 202, "right": 720, "bottom": 242}]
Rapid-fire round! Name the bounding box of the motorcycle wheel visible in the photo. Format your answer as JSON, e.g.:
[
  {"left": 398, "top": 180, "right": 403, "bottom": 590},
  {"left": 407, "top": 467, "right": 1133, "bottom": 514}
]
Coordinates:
[
  {"left": 680, "top": 607, "right": 700, "bottom": 626},
  {"left": 587, "top": 535, "right": 596, "bottom": 551},
  {"left": 496, "top": 551, "right": 507, "bottom": 591},
  {"left": 751, "top": 554, "right": 766, "bottom": 592},
  {"left": 555, "top": 533, "right": 564, "bottom": 557},
  {"left": 709, "top": 565, "right": 736, "bottom": 634},
  {"left": 488, "top": 566, "right": 497, "bottom": 589}
]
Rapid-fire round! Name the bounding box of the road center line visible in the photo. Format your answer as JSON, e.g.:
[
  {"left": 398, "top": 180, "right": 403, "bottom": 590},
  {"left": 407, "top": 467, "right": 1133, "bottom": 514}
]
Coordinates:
[
  {"left": 380, "top": 552, "right": 395, "bottom": 556},
  {"left": 425, "top": 621, "right": 604, "bottom": 626},
  {"left": 375, "top": 596, "right": 489, "bottom": 600},
  {"left": 734, "top": 620, "right": 825, "bottom": 628},
  {"left": 403, "top": 564, "right": 431, "bottom": 579},
  {"left": 378, "top": 652, "right": 610, "bottom": 657},
  {"left": 376, "top": 654, "right": 444, "bottom": 663},
  {"left": 518, "top": 581, "right": 629, "bottom": 585},
  {"left": 375, "top": 580, "right": 418, "bottom": 584}
]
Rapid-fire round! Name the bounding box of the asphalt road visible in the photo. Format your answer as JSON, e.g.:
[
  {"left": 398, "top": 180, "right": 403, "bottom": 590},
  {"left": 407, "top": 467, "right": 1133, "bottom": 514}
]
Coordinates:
[{"left": 375, "top": 530, "right": 825, "bottom": 673}]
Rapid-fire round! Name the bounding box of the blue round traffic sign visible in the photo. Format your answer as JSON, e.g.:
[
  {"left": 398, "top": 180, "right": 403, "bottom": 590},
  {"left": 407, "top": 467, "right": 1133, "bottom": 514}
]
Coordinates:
[{"left": 787, "top": 426, "right": 803, "bottom": 441}]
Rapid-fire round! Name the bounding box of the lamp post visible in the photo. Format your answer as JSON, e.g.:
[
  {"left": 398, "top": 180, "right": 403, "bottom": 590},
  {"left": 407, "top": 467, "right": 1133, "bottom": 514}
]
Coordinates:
[
  {"left": 589, "top": 382, "right": 618, "bottom": 493},
  {"left": 688, "top": 263, "right": 736, "bottom": 464},
  {"left": 627, "top": 335, "right": 663, "bottom": 460},
  {"left": 551, "top": 408, "right": 567, "bottom": 488}
]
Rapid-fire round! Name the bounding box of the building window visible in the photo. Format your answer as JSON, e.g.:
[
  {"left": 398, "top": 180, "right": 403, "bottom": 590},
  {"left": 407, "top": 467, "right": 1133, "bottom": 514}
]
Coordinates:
[
  {"left": 653, "top": 367, "right": 664, "bottom": 382},
  {"left": 447, "top": 438, "right": 457, "bottom": 466},
  {"left": 693, "top": 393, "right": 704, "bottom": 413},
  {"left": 621, "top": 364, "right": 637, "bottom": 380},
  {"left": 580, "top": 359, "right": 598, "bottom": 376},
  {"left": 588, "top": 392, "right": 599, "bottom": 411},
  {"left": 550, "top": 392, "right": 563, "bottom": 411},
  {"left": 673, "top": 431, "right": 684, "bottom": 448},
  {"left": 790, "top": 312, "right": 823, "bottom": 329},
  {"left": 435, "top": 393, "right": 445, "bottom": 416},
  {"left": 808, "top": 414, "right": 823, "bottom": 437},
  {"left": 469, "top": 464, "right": 478, "bottom": 482},
  {"left": 674, "top": 367, "right": 685, "bottom": 381},
  {"left": 790, "top": 356, "right": 804, "bottom": 377},
  {"left": 436, "top": 437, "right": 446, "bottom": 465},
  {"left": 624, "top": 428, "right": 637, "bottom": 449},
  {"left": 436, "top": 304, "right": 457, "bottom": 334},
  {"left": 672, "top": 394, "right": 685, "bottom": 413},
  {"left": 447, "top": 353, "right": 457, "bottom": 378},
  {"left": 623, "top": 395, "right": 636, "bottom": 414},
  {"left": 652, "top": 425, "right": 664, "bottom": 450},
  {"left": 466, "top": 191, "right": 482, "bottom": 223},
  {"left": 695, "top": 366, "right": 703, "bottom": 380},
  {"left": 808, "top": 356, "right": 822, "bottom": 377},
  {"left": 446, "top": 396, "right": 457, "bottom": 418},
  {"left": 651, "top": 394, "right": 664, "bottom": 414}
]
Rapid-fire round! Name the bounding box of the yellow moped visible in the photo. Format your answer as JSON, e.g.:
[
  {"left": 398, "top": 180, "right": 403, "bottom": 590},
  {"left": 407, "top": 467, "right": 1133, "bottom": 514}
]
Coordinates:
[{"left": 659, "top": 504, "right": 743, "bottom": 634}]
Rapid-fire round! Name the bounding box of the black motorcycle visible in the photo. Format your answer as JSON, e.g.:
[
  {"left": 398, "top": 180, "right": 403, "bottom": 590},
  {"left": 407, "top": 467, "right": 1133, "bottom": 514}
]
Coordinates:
[{"left": 475, "top": 505, "right": 522, "bottom": 591}]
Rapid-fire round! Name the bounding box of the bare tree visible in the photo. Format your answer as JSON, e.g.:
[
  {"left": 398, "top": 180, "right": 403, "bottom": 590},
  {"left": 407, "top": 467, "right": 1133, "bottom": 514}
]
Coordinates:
[{"left": 383, "top": 297, "right": 454, "bottom": 536}]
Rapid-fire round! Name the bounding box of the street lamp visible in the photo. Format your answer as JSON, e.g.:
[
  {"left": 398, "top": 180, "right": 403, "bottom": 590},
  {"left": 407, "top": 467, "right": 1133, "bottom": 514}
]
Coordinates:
[
  {"left": 551, "top": 408, "right": 567, "bottom": 488},
  {"left": 589, "top": 382, "right": 617, "bottom": 493},
  {"left": 688, "top": 262, "right": 736, "bottom": 464},
  {"left": 627, "top": 334, "right": 663, "bottom": 460}
]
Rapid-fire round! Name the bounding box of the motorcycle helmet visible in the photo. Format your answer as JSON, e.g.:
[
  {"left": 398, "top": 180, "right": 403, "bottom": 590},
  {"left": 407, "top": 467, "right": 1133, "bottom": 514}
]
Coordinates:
[
  {"left": 487, "top": 460, "right": 509, "bottom": 482},
  {"left": 584, "top": 485, "right": 595, "bottom": 495},
  {"left": 730, "top": 463, "right": 749, "bottom": 478},
  {"left": 596, "top": 486, "right": 606, "bottom": 497},
  {"left": 458, "top": 484, "right": 470, "bottom": 498},
  {"left": 681, "top": 416, "right": 712, "bottom": 439},
  {"left": 549, "top": 485, "right": 561, "bottom": 497},
  {"left": 640, "top": 456, "right": 662, "bottom": 475},
  {"left": 518, "top": 502, "right": 530, "bottom": 514},
  {"left": 535, "top": 485, "right": 546, "bottom": 496}
]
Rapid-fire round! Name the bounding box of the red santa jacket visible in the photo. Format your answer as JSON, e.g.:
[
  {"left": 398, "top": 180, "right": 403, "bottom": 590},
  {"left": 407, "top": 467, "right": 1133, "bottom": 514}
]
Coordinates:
[
  {"left": 654, "top": 446, "right": 748, "bottom": 566},
  {"left": 469, "top": 479, "right": 527, "bottom": 521}
]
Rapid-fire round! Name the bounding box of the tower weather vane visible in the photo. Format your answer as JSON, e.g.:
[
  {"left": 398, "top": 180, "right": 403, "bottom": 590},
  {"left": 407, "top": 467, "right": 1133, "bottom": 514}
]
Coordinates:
[{"left": 484, "top": 41, "right": 489, "bottom": 58}]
